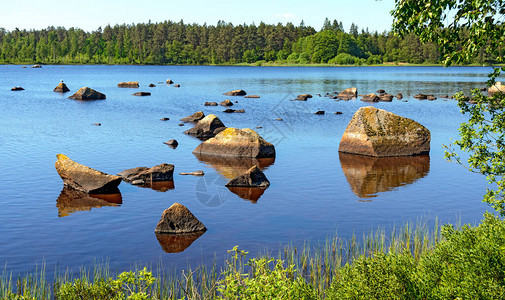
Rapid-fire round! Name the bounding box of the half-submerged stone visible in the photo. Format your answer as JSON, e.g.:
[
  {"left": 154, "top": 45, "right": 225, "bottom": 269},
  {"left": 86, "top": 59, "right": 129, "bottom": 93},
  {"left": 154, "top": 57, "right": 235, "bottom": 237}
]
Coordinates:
[
  {"left": 225, "top": 165, "right": 270, "bottom": 188},
  {"left": 132, "top": 92, "right": 151, "bottom": 96},
  {"left": 155, "top": 203, "right": 207, "bottom": 234},
  {"left": 361, "top": 93, "right": 379, "bottom": 102},
  {"left": 338, "top": 87, "right": 358, "bottom": 100},
  {"left": 54, "top": 82, "right": 70, "bottom": 93},
  {"left": 223, "top": 89, "right": 246, "bottom": 96},
  {"left": 193, "top": 127, "right": 275, "bottom": 158},
  {"left": 295, "top": 94, "right": 312, "bottom": 101},
  {"left": 338, "top": 106, "right": 430, "bottom": 157},
  {"left": 180, "top": 111, "right": 205, "bottom": 123},
  {"left": 11, "top": 86, "right": 24, "bottom": 91},
  {"left": 184, "top": 114, "right": 226, "bottom": 140},
  {"left": 55, "top": 154, "right": 122, "bottom": 194},
  {"left": 118, "top": 81, "right": 139, "bottom": 88},
  {"left": 118, "top": 163, "right": 174, "bottom": 184},
  {"left": 68, "top": 87, "right": 106, "bottom": 100}
]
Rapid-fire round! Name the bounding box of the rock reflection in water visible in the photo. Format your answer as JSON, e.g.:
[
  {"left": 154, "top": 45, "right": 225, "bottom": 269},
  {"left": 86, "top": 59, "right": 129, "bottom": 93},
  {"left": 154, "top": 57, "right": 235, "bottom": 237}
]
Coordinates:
[
  {"left": 226, "top": 187, "right": 266, "bottom": 203},
  {"left": 136, "top": 181, "right": 175, "bottom": 192},
  {"left": 155, "top": 231, "right": 205, "bottom": 253},
  {"left": 56, "top": 187, "right": 122, "bottom": 217},
  {"left": 339, "top": 153, "right": 430, "bottom": 199},
  {"left": 194, "top": 153, "right": 275, "bottom": 180}
]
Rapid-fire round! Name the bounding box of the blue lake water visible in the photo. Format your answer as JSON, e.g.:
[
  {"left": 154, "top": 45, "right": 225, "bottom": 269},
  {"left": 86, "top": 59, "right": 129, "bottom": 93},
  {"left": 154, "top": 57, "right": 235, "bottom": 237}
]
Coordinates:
[{"left": 0, "top": 65, "right": 494, "bottom": 277}]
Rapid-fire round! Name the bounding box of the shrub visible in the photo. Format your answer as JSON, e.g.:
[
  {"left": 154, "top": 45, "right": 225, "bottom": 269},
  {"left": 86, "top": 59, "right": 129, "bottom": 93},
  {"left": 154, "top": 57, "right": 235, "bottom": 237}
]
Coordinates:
[
  {"left": 366, "top": 55, "right": 383, "bottom": 65},
  {"left": 328, "top": 53, "right": 356, "bottom": 65},
  {"left": 287, "top": 52, "right": 299, "bottom": 63},
  {"left": 298, "top": 52, "right": 310, "bottom": 64}
]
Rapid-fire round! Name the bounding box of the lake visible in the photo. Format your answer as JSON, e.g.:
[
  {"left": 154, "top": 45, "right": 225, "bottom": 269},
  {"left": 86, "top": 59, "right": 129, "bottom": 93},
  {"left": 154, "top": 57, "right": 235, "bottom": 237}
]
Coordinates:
[{"left": 0, "top": 65, "right": 493, "bottom": 278}]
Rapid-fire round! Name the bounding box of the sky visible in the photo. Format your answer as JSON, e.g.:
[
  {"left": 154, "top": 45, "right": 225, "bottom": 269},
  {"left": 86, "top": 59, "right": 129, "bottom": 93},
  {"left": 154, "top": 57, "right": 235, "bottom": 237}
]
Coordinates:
[{"left": 0, "top": 0, "right": 395, "bottom": 33}]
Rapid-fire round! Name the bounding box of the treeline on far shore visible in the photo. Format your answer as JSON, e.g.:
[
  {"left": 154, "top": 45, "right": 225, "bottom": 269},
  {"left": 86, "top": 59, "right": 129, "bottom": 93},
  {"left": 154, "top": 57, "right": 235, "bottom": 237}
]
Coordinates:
[{"left": 0, "top": 18, "right": 501, "bottom": 66}]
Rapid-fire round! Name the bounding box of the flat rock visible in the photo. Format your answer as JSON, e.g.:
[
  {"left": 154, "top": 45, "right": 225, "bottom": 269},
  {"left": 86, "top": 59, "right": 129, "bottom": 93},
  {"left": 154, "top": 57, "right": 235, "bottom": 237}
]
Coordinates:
[
  {"left": 118, "top": 81, "right": 139, "bottom": 88},
  {"left": 55, "top": 154, "right": 122, "bottom": 194},
  {"left": 361, "top": 93, "right": 380, "bottom": 102},
  {"left": 179, "top": 170, "right": 205, "bottom": 176},
  {"left": 31, "top": 64, "right": 42, "bottom": 68},
  {"left": 11, "top": 86, "right": 24, "bottom": 91},
  {"left": 244, "top": 95, "right": 260, "bottom": 98},
  {"left": 223, "top": 89, "right": 246, "bottom": 96},
  {"left": 180, "top": 111, "right": 205, "bottom": 123},
  {"left": 295, "top": 94, "right": 312, "bottom": 101},
  {"left": 155, "top": 203, "right": 207, "bottom": 234},
  {"left": 378, "top": 94, "right": 394, "bottom": 102},
  {"left": 413, "top": 93, "right": 428, "bottom": 100},
  {"left": 314, "top": 111, "right": 325, "bottom": 115},
  {"left": 184, "top": 114, "right": 226, "bottom": 140},
  {"left": 220, "top": 99, "right": 234, "bottom": 106},
  {"left": 223, "top": 109, "right": 236, "bottom": 113},
  {"left": 427, "top": 95, "right": 437, "bottom": 101},
  {"left": 235, "top": 109, "right": 245, "bottom": 113},
  {"left": 54, "top": 82, "right": 70, "bottom": 93},
  {"left": 225, "top": 165, "right": 270, "bottom": 188},
  {"left": 204, "top": 101, "right": 218, "bottom": 106},
  {"left": 338, "top": 106, "right": 431, "bottom": 157},
  {"left": 118, "top": 163, "right": 175, "bottom": 183},
  {"left": 68, "top": 87, "right": 106, "bottom": 100},
  {"left": 193, "top": 127, "right": 275, "bottom": 158},
  {"left": 338, "top": 87, "right": 358, "bottom": 100},
  {"left": 132, "top": 92, "right": 151, "bottom": 96},
  {"left": 489, "top": 82, "right": 505, "bottom": 95}
]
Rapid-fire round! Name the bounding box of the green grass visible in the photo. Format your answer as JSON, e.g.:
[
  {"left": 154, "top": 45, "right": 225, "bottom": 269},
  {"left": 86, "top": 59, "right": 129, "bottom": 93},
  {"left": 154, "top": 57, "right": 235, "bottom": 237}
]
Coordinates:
[{"left": 2, "top": 214, "right": 504, "bottom": 299}]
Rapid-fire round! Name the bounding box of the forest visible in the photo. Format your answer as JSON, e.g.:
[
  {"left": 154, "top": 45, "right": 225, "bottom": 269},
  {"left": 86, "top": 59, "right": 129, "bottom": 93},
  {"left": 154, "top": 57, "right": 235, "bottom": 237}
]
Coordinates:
[{"left": 0, "top": 18, "right": 498, "bottom": 65}]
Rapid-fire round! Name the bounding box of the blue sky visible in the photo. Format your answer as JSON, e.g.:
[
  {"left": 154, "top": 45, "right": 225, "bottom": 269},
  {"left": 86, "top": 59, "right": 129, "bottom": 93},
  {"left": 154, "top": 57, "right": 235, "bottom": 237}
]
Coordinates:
[{"left": 1, "top": 0, "right": 395, "bottom": 33}]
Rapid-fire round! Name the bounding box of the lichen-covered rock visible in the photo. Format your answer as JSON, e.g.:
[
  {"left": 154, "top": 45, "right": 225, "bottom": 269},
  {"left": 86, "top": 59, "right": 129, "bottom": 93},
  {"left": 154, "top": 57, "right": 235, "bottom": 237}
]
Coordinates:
[
  {"left": 225, "top": 165, "right": 270, "bottom": 188},
  {"left": 489, "top": 82, "right": 505, "bottom": 95},
  {"left": 117, "top": 81, "right": 139, "bottom": 88},
  {"left": 339, "top": 106, "right": 431, "bottom": 157},
  {"left": 223, "top": 89, "right": 246, "bottom": 96},
  {"left": 193, "top": 127, "right": 275, "bottom": 158},
  {"left": 118, "top": 163, "right": 174, "bottom": 184},
  {"left": 180, "top": 111, "right": 205, "bottom": 123},
  {"left": 54, "top": 82, "right": 70, "bottom": 93},
  {"left": 155, "top": 203, "right": 207, "bottom": 234},
  {"left": 338, "top": 87, "right": 358, "bottom": 100},
  {"left": 55, "top": 154, "right": 122, "bottom": 193},
  {"left": 68, "top": 87, "right": 106, "bottom": 100},
  {"left": 184, "top": 114, "right": 226, "bottom": 140}
]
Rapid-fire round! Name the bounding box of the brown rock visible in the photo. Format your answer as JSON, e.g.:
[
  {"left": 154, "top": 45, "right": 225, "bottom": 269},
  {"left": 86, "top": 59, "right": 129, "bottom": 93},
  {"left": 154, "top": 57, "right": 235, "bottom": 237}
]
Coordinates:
[
  {"left": 220, "top": 99, "right": 234, "bottom": 106},
  {"left": 160, "top": 117, "right": 170, "bottom": 121},
  {"left": 118, "top": 81, "right": 139, "bottom": 88},
  {"left": 193, "top": 127, "right": 275, "bottom": 158},
  {"left": 149, "top": 83, "right": 156, "bottom": 87},
  {"left": 378, "top": 94, "right": 394, "bottom": 102},
  {"left": 118, "top": 163, "right": 175, "bottom": 183},
  {"left": 56, "top": 187, "right": 122, "bottom": 217},
  {"left": 164, "top": 139, "right": 178, "bottom": 148},
  {"left": 361, "top": 93, "right": 380, "bottom": 102},
  {"left": 11, "top": 86, "right": 24, "bottom": 91},
  {"left": 223, "top": 89, "right": 246, "bottom": 96},
  {"left": 314, "top": 111, "right": 325, "bottom": 115},
  {"left": 489, "top": 82, "right": 505, "bottom": 96},
  {"left": 31, "top": 64, "right": 42, "bottom": 68},
  {"left": 155, "top": 231, "right": 205, "bottom": 253},
  {"left": 338, "top": 106, "right": 431, "bottom": 157},
  {"left": 295, "top": 94, "right": 312, "bottom": 101},
  {"left": 335, "top": 111, "right": 343, "bottom": 115},
  {"left": 55, "top": 154, "right": 122, "bottom": 194},
  {"left": 396, "top": 93, "right": 403, "bottom": 100},
  {"left": 244, "top": 95, "right": 260, "bottom": 98},
  {"left": 180, "top": 111, "right": 205, "bottom": 123},
  {"left": 338, "top": 87, "right": 358, "bottom": 100},
  {"left": 166, "top": 79, "right": 174, "bottom": 84},
  {"left": 204, "top": 101, "right": 218, "bottom": 106},
  {"left": 154, "top": 203, "right": 207, "bottom": 234},
  {"left": 179, "top": 170, "right": 205, "bottom": 176},
  {"left": 54, "top": 82, "right": 70, "bottom": 93},
  {"left": 132, "top": 92, "right": 151, "bottom": 96},
  {"left": 427, "top": 95, "right": 437, "bottom": 101},
  {"left": 414, "top": 93, "right": 428, "bottom": 100},
  {"left": 235, "top": 109, "right": 245, "bottom": 113},
  {"left": 376, "top": 89, "right": 386, "bottom": 94},
  {"left": 174, "top": 84, "right": 181, "bottom": 87},
  {"left": 68, "top": 87, "right": 106, "bottom": 100},
  {"left": 227, "top": 187, "right": 266, "bottom": 203},
  {"left": 194, "top": 153, "right": 275, "bottom": 179},
  {"left": 223, "top": 109, "right": 236, "bottom": 113},
  {"left": 184, "top": 114, "right": 226, "bottom": 140},
  {"left": 225, "top": 165, "right": 270, "bottom": 188}
]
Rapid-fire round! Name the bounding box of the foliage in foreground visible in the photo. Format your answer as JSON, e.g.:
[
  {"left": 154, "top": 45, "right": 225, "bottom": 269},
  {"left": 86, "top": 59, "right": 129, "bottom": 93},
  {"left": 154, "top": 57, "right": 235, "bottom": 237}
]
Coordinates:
[{"left": 2, "top": 213, "right": 505, "bottom": 299}]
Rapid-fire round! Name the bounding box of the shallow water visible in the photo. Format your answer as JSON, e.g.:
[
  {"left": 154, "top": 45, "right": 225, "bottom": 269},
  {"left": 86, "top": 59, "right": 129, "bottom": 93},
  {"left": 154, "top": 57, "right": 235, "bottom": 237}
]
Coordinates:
[{"left": 0, "top": 65, "right": 493, "bottom": 277}]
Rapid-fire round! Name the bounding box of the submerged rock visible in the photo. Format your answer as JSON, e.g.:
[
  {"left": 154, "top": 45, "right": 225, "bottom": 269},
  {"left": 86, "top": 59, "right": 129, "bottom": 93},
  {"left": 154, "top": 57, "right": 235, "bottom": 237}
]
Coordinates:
[
  {"left": 53, "top": 82, "right": 70, "bottom": 93},
  {"left": 11, "top": 86, "right": 24, "bottom": 91},
  {"left": 223, "top": 89, "right": 246, "bottom": 96},
  {"left": 338, "top": 106, "right": 431, "bottom": 157},
  {"left": 193, "top": 127, "right": 275, "bottom": 158},
  {"left": 118, "top": 163, "right": 175, "bottom": 183},
  {"left": 55, "top": 154, "right": 122, "bottom": 194},
  {"left": 225, "top": 165, "right": 270, "bottom": 188},
  {"left": 184, "top": 114, "right": 226, "bottom": 140},
  {"left": 68, "top": 87, "right": 106, "bottom": 100},
  {"left": 180, "top": 111, "right": 205, "bottom": 123},
  {"left": 132, "top": 92, "right": 151, "bottom": 96},
  {"left": 155, "top": 203, "right": 207, "bottom": 234},
  {"left": 337, "top": 87, "right": 358, "bottom": 100},
  {"left": 117, "top": 81, "right": 139, "bottom": 88}
]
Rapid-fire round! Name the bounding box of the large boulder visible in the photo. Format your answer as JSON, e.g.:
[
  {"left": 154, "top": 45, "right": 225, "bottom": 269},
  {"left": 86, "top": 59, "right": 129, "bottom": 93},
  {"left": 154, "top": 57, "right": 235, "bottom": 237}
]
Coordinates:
[
  {"left": 184, "top": 114, "right": 226, "bottom": 140},
  {"left": 338, "top": 87, "right": 358, "bottom": 100},
  {"left": 225, "top": 165, "right": 270, "bottom": 188},
  {"left": 193, "top": 127, "right": 275, "bottom": 158},
  {"left": 118, "top": 163, "right": 174, "bottom": 184},
  {"left": 489, "top": 82, "right": 505, "bottom": 96},
  {"left": 68, "top": 87, "right": 106, "bottom": 100},
  {"left": 54, "top": 82, "right": 70, "bottom": 93},
  {"left": 223, "top": 89, "right": 247, "bottom": 96},
  {"left": 55, "top": 154, "right": 122, "bottom": 193},
  {"left": 117, "top": 81, "right": 139, "bottom": 88},
  {"left": 339, "top": 106, "right": 431, "bottom": 157},
  {"left": 155, "top": 203, "right": 207, "bottom": 234},
  {"left": 180, "top": 111, "right": 205, "bottom": 123}
]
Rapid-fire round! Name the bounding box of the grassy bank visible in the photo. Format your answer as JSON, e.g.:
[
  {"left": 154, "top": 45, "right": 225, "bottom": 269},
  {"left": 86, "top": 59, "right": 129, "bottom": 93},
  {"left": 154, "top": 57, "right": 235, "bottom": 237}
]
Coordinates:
[{"left": 2, "top": 213, "right": 504, "bottom": 299}]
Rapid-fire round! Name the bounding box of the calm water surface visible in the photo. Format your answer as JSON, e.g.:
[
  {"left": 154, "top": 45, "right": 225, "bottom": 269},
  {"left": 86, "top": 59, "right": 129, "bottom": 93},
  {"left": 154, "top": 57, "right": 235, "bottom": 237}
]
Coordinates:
[{"left": 0, "top": 65, "right": 493, "bottom": 277}]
